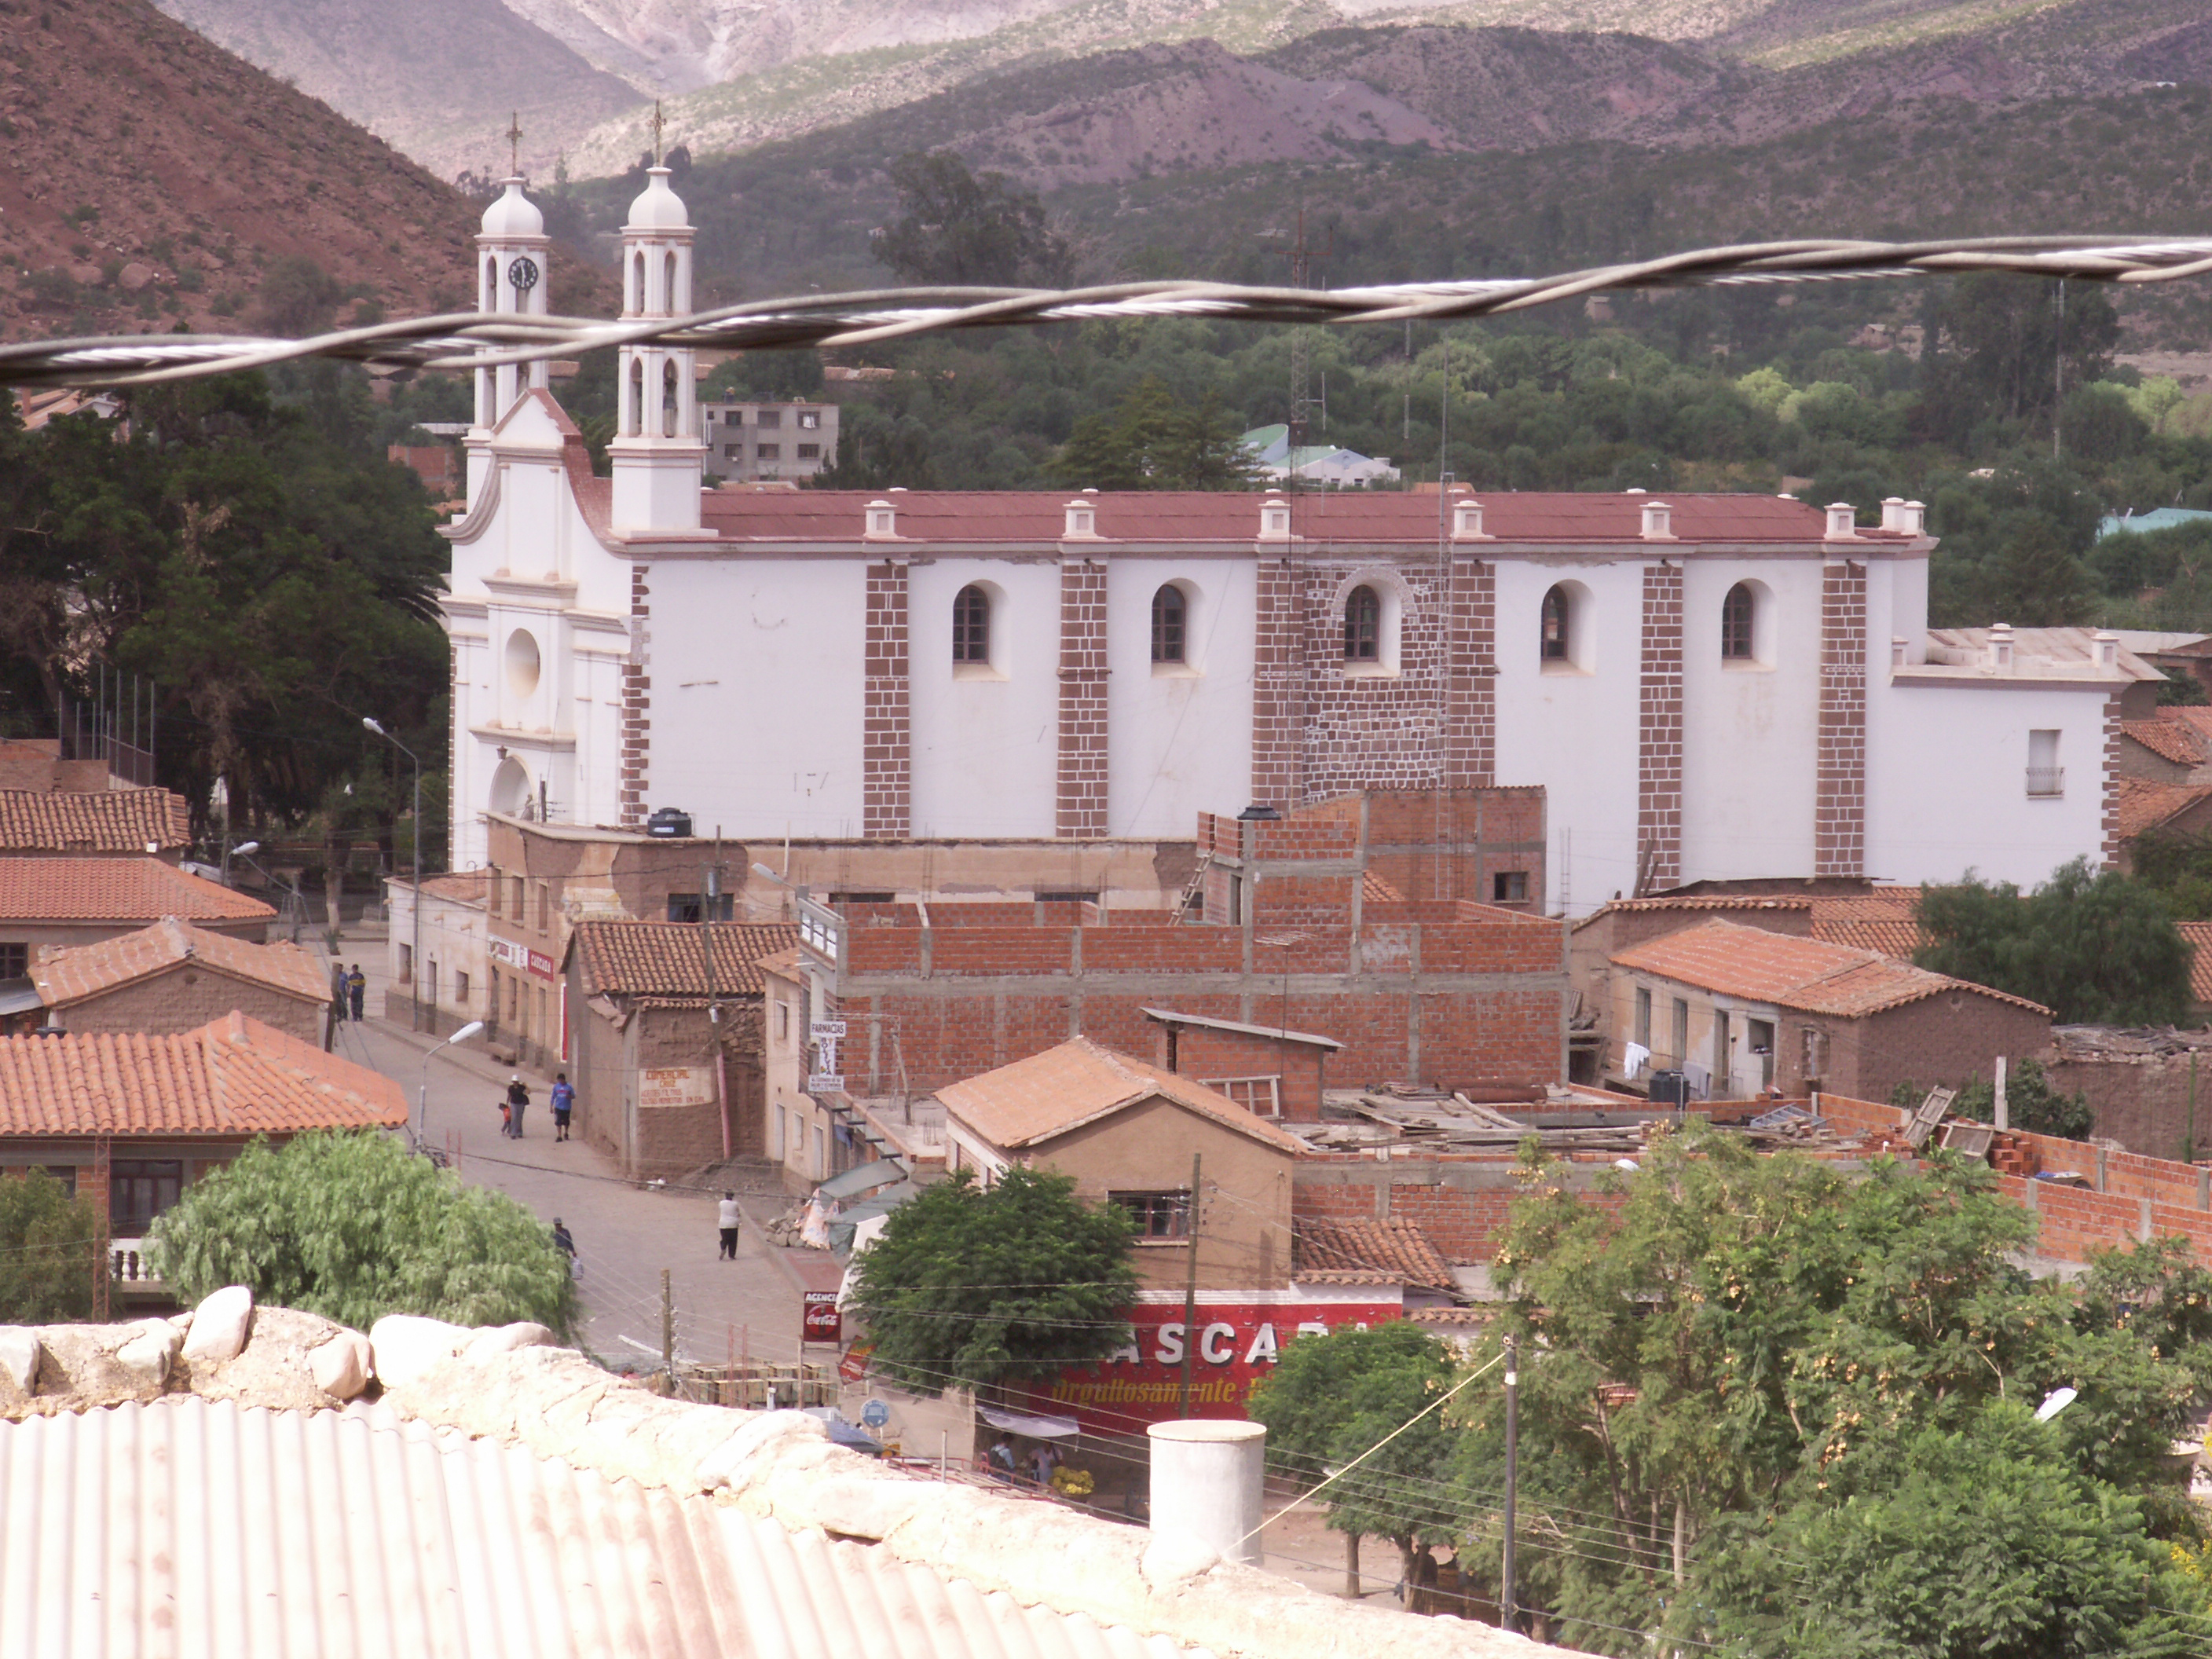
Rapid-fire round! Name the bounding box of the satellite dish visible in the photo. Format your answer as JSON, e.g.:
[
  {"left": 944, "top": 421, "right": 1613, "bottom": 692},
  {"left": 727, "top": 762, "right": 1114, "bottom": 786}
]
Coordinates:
[{"left": 2035, "top": 1386, "right": 2078, "bottom": 1422}]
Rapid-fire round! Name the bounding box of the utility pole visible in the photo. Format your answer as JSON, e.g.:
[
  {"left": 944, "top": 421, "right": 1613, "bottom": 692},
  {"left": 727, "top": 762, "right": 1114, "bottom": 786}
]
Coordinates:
[
  {"left": 1502, "top": 1333, "right": 1519, "bottom": 1635},
  {"left": 1177, "top": 1152, "right": 1202, "bottom": 1416},
  {"left": 1264, "top": 209, "right": 1332, "bottom": 467},
  {"left": 661, "top": 1267, "right": 676, "bottom": 1384}
]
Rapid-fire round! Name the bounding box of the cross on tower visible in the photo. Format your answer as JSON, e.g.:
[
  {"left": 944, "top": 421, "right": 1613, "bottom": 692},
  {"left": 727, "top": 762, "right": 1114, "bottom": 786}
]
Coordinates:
[
  {"left": 506, "top": 111, "right": 524, "bottom": 176},
  {"left": 650, "top": 100, "right": 665, "bottom": 167}
]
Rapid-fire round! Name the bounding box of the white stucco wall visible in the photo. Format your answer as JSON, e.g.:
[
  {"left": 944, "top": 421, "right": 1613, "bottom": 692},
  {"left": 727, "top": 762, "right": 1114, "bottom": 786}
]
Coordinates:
[
  {"left": 906, "top": 558, "right": 1063, "bottom": 837},
  {"left": 1107, "top": 558, "right": 1257, "bottom": 840}
]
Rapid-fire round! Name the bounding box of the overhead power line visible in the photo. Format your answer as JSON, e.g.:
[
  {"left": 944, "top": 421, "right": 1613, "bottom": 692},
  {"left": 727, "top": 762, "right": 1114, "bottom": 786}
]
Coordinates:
[{"left": 7, "top": 235, "right": 2212, "bottom": 390}]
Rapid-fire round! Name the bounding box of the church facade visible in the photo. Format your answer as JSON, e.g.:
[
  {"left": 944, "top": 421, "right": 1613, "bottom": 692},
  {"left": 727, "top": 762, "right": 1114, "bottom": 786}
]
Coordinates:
[{"left": 441, "top": 176, "right": 2147, "bottom": 914}]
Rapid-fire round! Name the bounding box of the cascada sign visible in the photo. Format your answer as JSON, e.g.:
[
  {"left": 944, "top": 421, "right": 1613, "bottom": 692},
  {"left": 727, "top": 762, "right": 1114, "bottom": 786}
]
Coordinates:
[{"left": 1020, "top": 1292, "right": 1401, "bottom": 1433}]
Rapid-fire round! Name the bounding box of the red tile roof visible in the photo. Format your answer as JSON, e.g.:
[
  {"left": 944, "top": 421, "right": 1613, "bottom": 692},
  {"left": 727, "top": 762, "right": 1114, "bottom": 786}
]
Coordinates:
[
  {"left": 0, "top": 857, "right": 273, "bottom": 924},
  {"left": 700, "top": 489, "right": 1834, "bottom": 546},
  {"left": 32, "top": 919, "right": 328, "bottom": 1009},
  {"left": 0, "top": 1012, "right": 406, "bottom": 1137},
  {"left": 569, "top": 921, "right": 802, "bottom": 998},
  {"left": 2115, "top": 778, "right": 2212, "bottom": 840},
  {"left": 415, "top": 870, "right": 492, "bottom": 904},
  {"left": 1811, "top": 918, "right": 1925, "bottom": 960},
  {"left": 0, "top": 787, "right": 191, "bottom": 852},
  {"left": 939, "top": 1037, "right": 1303, "bottom": 1153},
  {"left": 1294, "top": 1215, "right": 1458, "bottom": 1291},
  {"left": 1612, "top": 917, "right": 2049, "bottom": 1017},
  {"left": 2181, "top": 922, "right": 2212, "bottom": 1008},
  {"left": 2122, "top": 719, "right": 2206, "bottom": 766}
]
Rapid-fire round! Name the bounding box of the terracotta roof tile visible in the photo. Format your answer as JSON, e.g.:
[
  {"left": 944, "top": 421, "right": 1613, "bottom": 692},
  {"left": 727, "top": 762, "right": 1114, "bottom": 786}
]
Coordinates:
[
  {"left": 939, "top": 1038, "right": 1302, "bottom": 1153},
  {"left": 1811, "top": 918, "right": 1925, "bottom": 959},
  {"left": 1612, "top": 917, "right": 2049, "bottom": 1017},
  {"left": 0, "top": 787, "right": 191, "bottom": 852},
  {"left": 2122, "top": 719, "right": 2206, "bottom": 766},
  {"left": 0, "top": 1013, "right": 405, "bottom": 1136},
  {"left": 699, "top": 489, "right": 1829, "bottom": 547},
  {"left": 569, "top": 921, "right": 801, "bottom": 998},
  {"left": 2115, "top": 777, "right": 2212, "bottom": 840},
  {"left": 32, "top": 919, "right": 328, "bottom": 1009},
  {"left": 1294, "top": 1216, "right": 1458, "bottom": 1291},
  {"left": 0, "top": 856, "right": 273, "bottom": 924},
  {"left": 2180, "top": 922, "right": 2212, "bottom": 1007},
  {"left": 416, "top": 870, "right": 492, "bottom": 903}
]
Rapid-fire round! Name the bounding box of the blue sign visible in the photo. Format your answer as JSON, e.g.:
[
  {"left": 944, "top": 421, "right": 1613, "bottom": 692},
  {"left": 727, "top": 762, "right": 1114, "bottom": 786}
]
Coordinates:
[{"left": 860, "top": 1397, "right": 890, "bottom": 1428}]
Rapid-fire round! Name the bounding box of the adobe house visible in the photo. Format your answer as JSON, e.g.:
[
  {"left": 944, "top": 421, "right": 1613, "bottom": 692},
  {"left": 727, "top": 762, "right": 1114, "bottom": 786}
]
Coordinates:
[
  {"left": 1607, "top": 917, "right": 2051, "bottom": 1102},
  {"left": 26, "top": 917, "right": 328, "bottom": 1042},
  {"left": 1144, "top": 1005, "right": 1341, "bottom": 1121},
  {"left": 562, "top": 919, "right": 800, "bottom": 1180},
  {"left": 937, "top": 1038, "right": 1300, "bottom": 1292}
]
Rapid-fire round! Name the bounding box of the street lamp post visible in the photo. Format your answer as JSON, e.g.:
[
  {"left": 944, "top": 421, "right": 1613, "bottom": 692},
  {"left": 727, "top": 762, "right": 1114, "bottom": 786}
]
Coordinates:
[
  {"left": 418, "top": 1020, "right": 485, "bottom": 1148},
  {"left": 363, "top": 717, "right": 423, "bottom": 1032}
]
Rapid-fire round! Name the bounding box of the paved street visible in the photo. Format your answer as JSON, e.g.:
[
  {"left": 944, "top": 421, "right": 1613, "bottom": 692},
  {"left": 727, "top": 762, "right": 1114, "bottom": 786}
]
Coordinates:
[{"left": 314, "top": 930, "right": 834, "bottom": 1370}]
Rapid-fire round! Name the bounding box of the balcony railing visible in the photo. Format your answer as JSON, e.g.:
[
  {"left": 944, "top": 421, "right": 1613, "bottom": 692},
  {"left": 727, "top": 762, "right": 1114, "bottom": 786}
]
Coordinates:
[
  {"left": 109, "top": 1238, "right": 163, "bottom": 1287},
  {"left": 2025, "top": 766, "right": 2064, "bottom": 798}
]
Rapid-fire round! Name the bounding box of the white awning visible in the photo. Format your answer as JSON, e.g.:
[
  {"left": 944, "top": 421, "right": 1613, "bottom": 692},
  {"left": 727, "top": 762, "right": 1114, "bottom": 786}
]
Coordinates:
[{"left": 977, "top": 1405, "right": 1080, "bottom": 1440}]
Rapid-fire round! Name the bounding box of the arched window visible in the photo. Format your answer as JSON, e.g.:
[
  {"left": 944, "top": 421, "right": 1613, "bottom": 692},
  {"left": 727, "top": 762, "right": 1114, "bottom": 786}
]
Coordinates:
[
  {"left": 1151, "top": 584, "right": 1186, "bottom": 665},
  {"left": 661, "top": 359, "right": 679, "bottom": 438},
  {"left": 482, "top": 255, "right": 497, "bottom": 309},
  {"left": 953, "top": 584, "right": 991, "bottom": 664},
  {"left": 1540, "top": 586, "right": 1570, "bottom": 661},
  {"left": 1721, "top": 582, "right": 1756, "bottom": 661},
  {"left": 1344, "top": 585, "right": 1380, "bottom": 661},
  {"left": 665, "top": 250, "right": 680, "bottom": 314},
  {"left": 627, "top": 357, "right": 643, "bottom": 437},
  {"left": 631, "top": 251, "right": 645, "bottom": 313}
]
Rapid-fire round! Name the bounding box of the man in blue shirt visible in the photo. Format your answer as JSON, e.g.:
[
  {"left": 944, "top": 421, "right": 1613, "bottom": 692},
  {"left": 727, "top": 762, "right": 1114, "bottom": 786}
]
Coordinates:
[{"left": 551, "top": 1072, "right": 575, "bottom": 1141}]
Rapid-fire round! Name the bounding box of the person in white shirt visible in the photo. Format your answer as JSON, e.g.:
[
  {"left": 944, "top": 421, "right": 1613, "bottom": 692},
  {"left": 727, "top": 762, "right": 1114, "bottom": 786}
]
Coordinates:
[{"left": 717, "top": 1191, "right": 741, "bottom": 1260}]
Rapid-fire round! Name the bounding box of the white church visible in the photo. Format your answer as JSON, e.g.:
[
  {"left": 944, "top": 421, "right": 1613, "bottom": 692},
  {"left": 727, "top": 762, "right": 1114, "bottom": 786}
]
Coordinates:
[{"left": 441, "top": 170, "right": 2156, "bottom": 915}]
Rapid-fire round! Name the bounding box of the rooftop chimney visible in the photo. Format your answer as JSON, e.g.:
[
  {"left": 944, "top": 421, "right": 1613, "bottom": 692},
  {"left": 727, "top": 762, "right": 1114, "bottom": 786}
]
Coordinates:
[
  {"left": 1881, "top": 496, "right": 1905, "bottom": 531},
  {"left": 863, "top": 500, "right": 899, "bottom": 540},
  {"left": 2093, "top": 630, "right": 2119, "bottom": 670},
  {"left": 1988, "top": 622, "right": 2015, "bottom": 672},
  {"left": 1825, "top": 503, "right": 1859, "bottom": 540},
  {"left": 1892, "top": 635, "right": 1909, "bottom": 668},
  {"left": 1640, "top": 500, "right": 1675, "bottom": 540},
  {"left": 1452, "top": 498, "right": 1491, "bottom": 540},
  {"left": 1063, "top": 499, "right": 1099, "bottom": 540},
  {"left": 1258, "top": 498, "right": 1291, "bottom": 543},
  {"left": 1902, "top": 500, "right": 1927, "bottom": 535},
  {"left": 1148, "top": 1420, "right": 1265, "bottom": 1567}
]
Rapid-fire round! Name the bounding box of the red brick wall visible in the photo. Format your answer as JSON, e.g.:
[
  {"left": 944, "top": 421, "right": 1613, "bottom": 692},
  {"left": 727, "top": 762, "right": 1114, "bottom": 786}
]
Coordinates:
[
  {"left": 1444, "top": 556, "right": 1496, "bottom": 788},
  {"left": 1636, "top": 562, "right": 1683, "bottom": 892},
  {"left": 1251, "top": 557, "right": 1304, "bottom": 811},
  {"left": 1057, "top": 557, "right": 1110, "bottom": 838},
  {"left": 1160, "top": 1024, "right": 1330, "bottom": 1118},
  {"left": 862, "top": 561, "right": 911, "bottom": 839},
  {"left": 1815, "top": 561, "right": 1867, "bottom": 877}
]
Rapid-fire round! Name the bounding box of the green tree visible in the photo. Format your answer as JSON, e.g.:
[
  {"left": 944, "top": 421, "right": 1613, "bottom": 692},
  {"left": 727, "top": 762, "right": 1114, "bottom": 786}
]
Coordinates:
[
  {"left": 1921, "top": 274, "right": 2121, "bottom": 441},
  {"left": 1247, "top": 1320, "right": 1463, "bottom": 1589},
  {"left": 1915, "top": 859, "right": 2192, "bottom": 1025},
  {"left": 0, "top": 1170, "right": 102, "bottom": 1322},
  {"left": 1891, "top": 1057, "right": 2094, "bottom": 1141},
  {"left": 149, "top": 1132, "right": 576, "bottom": 1334},
  {"left": 1049, "top": 378, "right": 1263, "bottom": 490},
  {"left": 848, "top": 1166, "right": 1140, "bottom": 1395},
  {"left": 875, "top": 151, "right": 1071, "bottom": 289}
]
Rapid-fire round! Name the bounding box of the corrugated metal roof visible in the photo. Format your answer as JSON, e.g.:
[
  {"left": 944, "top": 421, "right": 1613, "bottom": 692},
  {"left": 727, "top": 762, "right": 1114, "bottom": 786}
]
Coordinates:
[{"left": 0, "top": 1394, "right": 1205, "bottom": 1659}]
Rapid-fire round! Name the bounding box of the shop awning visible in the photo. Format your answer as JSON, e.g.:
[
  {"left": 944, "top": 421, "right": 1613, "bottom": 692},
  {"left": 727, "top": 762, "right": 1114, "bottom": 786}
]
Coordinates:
[
  {"left": 816, "top": 1158, "right": 907, "bottom": 1202},
  {"left": 978, "top": 1405, "right": 1080, "bottom": 1440}
]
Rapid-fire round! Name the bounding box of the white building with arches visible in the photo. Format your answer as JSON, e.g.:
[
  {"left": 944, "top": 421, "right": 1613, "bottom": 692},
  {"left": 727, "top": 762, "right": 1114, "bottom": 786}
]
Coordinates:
[{"left": 439, "top": 178, "right": 2156, "bottom": 912}]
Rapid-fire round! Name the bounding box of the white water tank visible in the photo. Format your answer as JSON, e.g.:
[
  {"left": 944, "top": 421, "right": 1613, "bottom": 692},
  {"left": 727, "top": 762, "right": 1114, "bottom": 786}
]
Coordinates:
[{"left": 1147, "top": 1419, "right": 1266, "bottom": 1566}]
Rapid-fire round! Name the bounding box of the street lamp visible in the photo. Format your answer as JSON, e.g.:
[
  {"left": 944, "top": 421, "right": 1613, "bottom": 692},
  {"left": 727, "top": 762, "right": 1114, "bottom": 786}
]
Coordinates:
[
  {"left": 417, "top": 1020, "right": 485, "bottom": 1148},
  {"left": 230, "top": 846, "right": 302, "bottom": 944},
  {"left": 362, "top": 716, "right": 424, "bottom": 1032},
  {"left": 222, "top": 837, "right": 258, "bottom": 887}
]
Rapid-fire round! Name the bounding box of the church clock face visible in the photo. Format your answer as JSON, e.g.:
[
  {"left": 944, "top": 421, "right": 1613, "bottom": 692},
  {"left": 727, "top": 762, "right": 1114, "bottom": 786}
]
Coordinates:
[{"left": 507, "top": 256, "right": 540, "bottom": 292}]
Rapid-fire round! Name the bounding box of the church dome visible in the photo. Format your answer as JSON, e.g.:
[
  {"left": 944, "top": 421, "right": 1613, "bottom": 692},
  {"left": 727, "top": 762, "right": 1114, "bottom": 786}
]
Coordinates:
[
  {"left": 479, "top": 178, "right": 544, "bottom": 240},
  {"left": 624, "top": 167, "right": 690, "bottom": 232}
]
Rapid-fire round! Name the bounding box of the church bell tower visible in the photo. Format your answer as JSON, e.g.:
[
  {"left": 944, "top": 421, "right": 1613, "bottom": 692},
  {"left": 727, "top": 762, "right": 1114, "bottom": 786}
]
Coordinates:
[
  {"left": 610, "top": 115, "right": 704, "bottom": 534},
  {"left": 465, "top": 115, "right": 550, "bottom": 503}
]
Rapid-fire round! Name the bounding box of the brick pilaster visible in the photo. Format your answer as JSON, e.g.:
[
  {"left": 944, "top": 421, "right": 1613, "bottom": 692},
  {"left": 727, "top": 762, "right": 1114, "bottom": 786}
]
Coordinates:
[
  {"left": 1443, "top": 556, "right": 1495, "bottom": 787},
  {"left": 1815, "top": 560, "right": 1869, "bottom": 877},
  {"left": 1251, "top": 555, "right": 1303, "bottom": 810},
  {"left": 1636, "top": 562, "right": 1685, "bottom": 894},
  {"left": 619, "top": 562, "right": 650, "bottom": 828},
  {"left": 2100, "top": 689, "right": 2124, "bottom": 871},
  {"left": 862, "top": 561, "right": 911, "bottom": 839},
  {"left": 1056, "top": 556, "right": 1110, "bottom": 838}
]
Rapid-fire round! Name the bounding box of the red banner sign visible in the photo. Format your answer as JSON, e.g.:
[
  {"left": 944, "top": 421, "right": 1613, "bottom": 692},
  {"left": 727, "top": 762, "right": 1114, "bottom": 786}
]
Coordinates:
[
  {"left": 1016, "top": 1289, "right": 1401, "bottom": 1434},
  {"left": 801, "top": 1291, "right": 842, "bottom": 1344}
]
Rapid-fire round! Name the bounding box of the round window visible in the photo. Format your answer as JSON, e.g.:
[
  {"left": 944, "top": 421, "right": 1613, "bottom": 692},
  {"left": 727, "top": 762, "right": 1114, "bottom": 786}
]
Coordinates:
[{"left": 506, "top": 629, "right": 541, "bottom": 699}]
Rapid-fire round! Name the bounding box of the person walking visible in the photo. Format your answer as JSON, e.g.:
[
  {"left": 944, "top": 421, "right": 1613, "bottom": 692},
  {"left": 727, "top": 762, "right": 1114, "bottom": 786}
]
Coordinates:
[
  {"left": 506, "top": 1074, "right": 529, "bottom": 1139},
  {"left": 345, "top": 964, "right": 366, "bottom": 1022},
  {"left": 498, "top": 1093, "right": 514, "bottom": 1138},
  {"left": 551, "top": 1218, "right": 577, "bottom": 1278},
  {"left": 550, "top": 1072, "right": 575, "bottom": 1142},
  {"left": 717, "top": 1191, "right": 741, "bottom": 1260}
]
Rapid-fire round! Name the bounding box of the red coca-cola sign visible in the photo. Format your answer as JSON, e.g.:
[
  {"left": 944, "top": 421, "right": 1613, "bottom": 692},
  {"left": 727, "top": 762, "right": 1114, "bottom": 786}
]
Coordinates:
[{"left": 801, "top": 1291, "right": 842, "bottom": 1344}]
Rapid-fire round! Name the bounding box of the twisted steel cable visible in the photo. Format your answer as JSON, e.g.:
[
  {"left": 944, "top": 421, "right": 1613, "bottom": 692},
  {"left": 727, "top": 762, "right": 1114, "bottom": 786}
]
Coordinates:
[{"left": 6, "top": 235, "right": 2212, "bottom": 390}]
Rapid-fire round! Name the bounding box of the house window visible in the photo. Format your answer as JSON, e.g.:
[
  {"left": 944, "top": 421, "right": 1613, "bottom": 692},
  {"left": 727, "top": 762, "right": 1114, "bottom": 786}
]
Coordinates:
[
  {"left": 42, "top": 1166, "right": 76, "bottom": 1197},
  {"left": 110, "top": 1159, "right": 181, "bottom": 1235},
  {"left": 798, "top": 410, "right": 820, "bottom": 429},
  {"left": 723, "top": 444, "right": 742, "bottom": 460},
  {"left": 1802, "top": 1026, "right": 1829, "bottom": 1079},
  {"left": 0, "top": 943, "right": 25, "bottom": 980},
  {"left": 1343, "top": 585, "right": 1380, "bottom": 661},
  {"left": 425, "top": 959, "right": 438, "bottom": 1008},
  {"left": 507, "top": 974, "right": 520, "bottom": 1022},
  {"left": 397, "top": 943, "right": 413, "bottom": 985},
  {"left": 1112, "top": 1189, "right": 1191, "bottom": 1239},
  {"left": 2027, "top": 729, "right": 2063, "bottom": 797},
  {"left": 797, "top": 443, "right": 820, "bottom": 460},
  {"left": 536, "top": 881, "right": 551, "bottom": 933},
  {"left": 1635, "top": 987, "right": 1653, "bottom": 1049},
  {"left": 1541, "top": 586, "right": 1570, "bottom": 661},
  {"left": 1201, "top": 1076, "right": 1280, "bottom": 1116},
  {"left": 953, "top": 584, "right": 991, "bottom": 664},
  {"left": 1672, "top": 998, "right": 1689, "bottom": 1067},
  {"left": 1492, "top": 870, "right": 1529, "bottom": 904},
  {"left": 756, "top": 410, "right": 782, "bottom": 429},
  {"left": 1721, "top": 583, "right": 1756, "bottom": 660},
  {"left": 456, "top": 970, "right": 471, "bottom": 1005},
  {"left": 667, "top": 893, "right": 734, "bottom": 922},
  {"left": 776, "top": 1001, "right": 790, "bottom": 1041},
  {"left": 757, "top": 443, "right": 780, "bottom": 460},
  {"left": 1152, "top": 584, "right": 1187, "bottom": 665}
]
